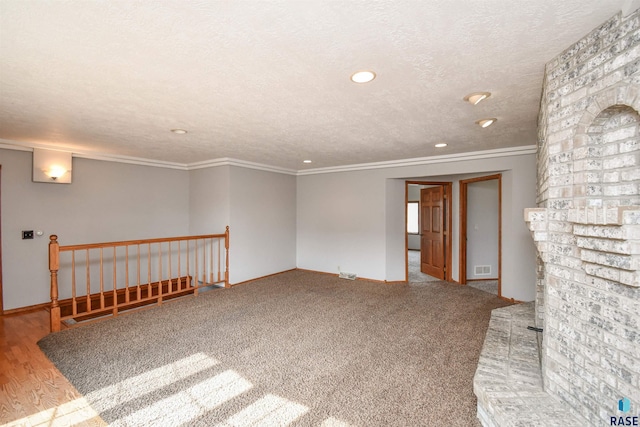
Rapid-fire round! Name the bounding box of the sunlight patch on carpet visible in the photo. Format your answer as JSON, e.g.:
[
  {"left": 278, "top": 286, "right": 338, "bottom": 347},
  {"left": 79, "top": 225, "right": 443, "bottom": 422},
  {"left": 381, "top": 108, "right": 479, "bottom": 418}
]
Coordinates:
[
  {"left": 86, "top": 352, "right": 221, "bottom": 411},
  {"left": 113, "top": 369, "right": 252, "bottom": 426},
  {"left": 7, "top": 349, "right": 350, "bottom": 427},
  {"left": 216, "top": 394, "right": 309, "bottom": 427}
]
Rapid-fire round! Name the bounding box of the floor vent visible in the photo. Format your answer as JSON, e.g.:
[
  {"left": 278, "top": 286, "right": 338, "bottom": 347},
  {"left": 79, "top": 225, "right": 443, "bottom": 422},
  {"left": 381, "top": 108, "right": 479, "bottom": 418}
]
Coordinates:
[
  {"left": 474, "top": 265, "right": 491, "bottom": 275},
  {"left": 338, "top": 272, "right": 357, "bottom": 280}
]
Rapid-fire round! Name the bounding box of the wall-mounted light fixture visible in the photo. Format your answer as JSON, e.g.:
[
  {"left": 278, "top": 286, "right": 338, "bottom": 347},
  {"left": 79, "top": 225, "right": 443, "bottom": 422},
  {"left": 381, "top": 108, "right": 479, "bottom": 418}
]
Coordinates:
[{"left": 33, "top": 148, "right": 72, "bottom": 184}]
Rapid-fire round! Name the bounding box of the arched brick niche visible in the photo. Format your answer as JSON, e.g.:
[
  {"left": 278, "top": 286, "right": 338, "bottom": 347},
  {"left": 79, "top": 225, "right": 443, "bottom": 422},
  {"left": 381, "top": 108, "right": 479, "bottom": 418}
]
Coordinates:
[
  {"left": 572, "top": 88, "right": 640, "bottom": 209},
  {"left": 527, "top": 89, "right": 640, "bottom": 286},
  {"left": 567, "top": 94, "right": 640, "bottom": 288}
]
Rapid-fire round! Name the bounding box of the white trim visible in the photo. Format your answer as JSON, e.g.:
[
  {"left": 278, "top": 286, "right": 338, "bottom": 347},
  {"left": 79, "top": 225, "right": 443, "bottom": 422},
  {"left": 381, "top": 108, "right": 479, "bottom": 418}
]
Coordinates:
[
  {"left": 0, "top": 142, "right": 32, "bottom": 152},
  {"left": 0, "top": 138, "right": 188, "bottom": 170},
  {"left": 296, "top": 145, "right": 538, "bottom": 176},
  {"left": 0, "top": 139, "right": 297, "bottom": 174},
  {"left": 0, "top": 139, "right": 80, "bottom": 155},
  {"left": 186, "top": 158, "right": 230, "bottom": 170},
  {"left": 73, "top": 152, "right": 188, "bottom": 170},
  {"left": 0, "top": 138, "right": 537, "bottom": 176},
  {"left": 187, "top": 158, "right": 297, "bottom": 175}
]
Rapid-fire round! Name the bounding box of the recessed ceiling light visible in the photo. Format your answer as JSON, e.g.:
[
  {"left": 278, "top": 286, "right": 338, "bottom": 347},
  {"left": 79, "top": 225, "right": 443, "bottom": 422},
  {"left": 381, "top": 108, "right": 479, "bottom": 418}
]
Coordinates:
[
  {"left": 303, "top": 160, "right": 312, "bottom": 164},
  {"left": 435, "top": 143, "right": 448, "bottom": 148},
  {"left": 350, "top": 71, "right": 376, "bottom": 83},
  {"left": 464, "top": 92, "right": 491, "bottom": 105},
  {"left": 476, "top": 118, "right": 497, "bottom": 128},
  {"left": 171, "top": 129, "right": 188, "bottom": 134}
]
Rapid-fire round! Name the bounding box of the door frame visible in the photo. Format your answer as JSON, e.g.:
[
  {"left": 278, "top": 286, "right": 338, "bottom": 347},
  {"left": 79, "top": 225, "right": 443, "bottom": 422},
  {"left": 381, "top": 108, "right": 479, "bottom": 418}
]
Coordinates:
[
  {"left": 0, "top": 165, "right": 3, "bottom": 315},
  {"left": 405, "top": 180, "right": 452, "bottom": 282},
  {"left": 459, "top": 173, "right": 502, "bottom": 295}
]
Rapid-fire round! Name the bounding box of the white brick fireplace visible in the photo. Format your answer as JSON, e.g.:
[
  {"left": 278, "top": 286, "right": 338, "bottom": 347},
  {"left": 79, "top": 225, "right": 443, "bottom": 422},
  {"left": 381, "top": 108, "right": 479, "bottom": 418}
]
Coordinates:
[{"left": 524, "top": 9, "right": 640, "bottom": 426}]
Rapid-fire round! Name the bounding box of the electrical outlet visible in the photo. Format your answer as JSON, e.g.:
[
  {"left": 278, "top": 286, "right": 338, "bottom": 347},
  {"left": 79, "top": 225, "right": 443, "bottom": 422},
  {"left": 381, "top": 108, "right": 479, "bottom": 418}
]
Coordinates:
[{"left": 22, "top": 230, "right": 34, "bottom": 239}]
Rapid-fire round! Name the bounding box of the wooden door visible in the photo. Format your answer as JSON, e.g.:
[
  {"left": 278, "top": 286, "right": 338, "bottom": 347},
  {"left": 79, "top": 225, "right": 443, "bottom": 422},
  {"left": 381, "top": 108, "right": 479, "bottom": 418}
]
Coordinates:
[{"left": 421, "top": 186, "right": 445, "bottom": 279}]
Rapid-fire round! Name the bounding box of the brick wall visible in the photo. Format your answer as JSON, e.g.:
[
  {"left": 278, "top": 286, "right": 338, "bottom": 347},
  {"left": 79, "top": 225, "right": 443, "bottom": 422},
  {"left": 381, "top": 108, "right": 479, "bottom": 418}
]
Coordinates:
[{"left": 526, "top": 10, "right": 640, "bottom": 425}]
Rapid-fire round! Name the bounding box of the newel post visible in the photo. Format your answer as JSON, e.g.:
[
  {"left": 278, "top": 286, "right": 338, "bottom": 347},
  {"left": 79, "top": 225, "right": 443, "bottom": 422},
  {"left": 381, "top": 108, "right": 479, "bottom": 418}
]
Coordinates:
[
  {"left": 49, "top": 235, "right": 61, "bottom": 332},
  {"left": 224, "top": 226, "right": 230, "bottom": 288}
]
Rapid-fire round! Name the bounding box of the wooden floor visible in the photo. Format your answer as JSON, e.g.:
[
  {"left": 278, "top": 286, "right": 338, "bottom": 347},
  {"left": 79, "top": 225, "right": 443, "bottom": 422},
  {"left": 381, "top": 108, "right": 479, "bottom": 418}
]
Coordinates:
[{"left": 0, "top": 309, "right": 106, "bottom": 426}]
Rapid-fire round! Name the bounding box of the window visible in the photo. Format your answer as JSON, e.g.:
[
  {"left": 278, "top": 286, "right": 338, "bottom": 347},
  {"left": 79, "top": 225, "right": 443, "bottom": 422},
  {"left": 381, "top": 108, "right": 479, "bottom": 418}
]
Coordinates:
[{"left": 407, "top": 202, "right": 419, "bottom": 234}]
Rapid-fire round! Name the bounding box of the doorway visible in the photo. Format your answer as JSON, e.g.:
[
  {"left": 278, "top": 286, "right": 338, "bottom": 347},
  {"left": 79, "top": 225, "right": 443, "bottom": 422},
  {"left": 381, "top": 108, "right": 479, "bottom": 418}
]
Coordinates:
[
  {"left": 405, "top": 181, "right": 452, "bottom": 282},
  {"left": 459, "top": 174, "right": 501, "bottom": 296}
]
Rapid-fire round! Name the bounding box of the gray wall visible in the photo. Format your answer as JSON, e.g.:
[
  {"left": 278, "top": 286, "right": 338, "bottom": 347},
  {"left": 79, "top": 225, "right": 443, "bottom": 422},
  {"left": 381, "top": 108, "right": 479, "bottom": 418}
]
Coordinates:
[
  {"left": 1, "top": 146, "right": 534, "bottom": 309},
  {"left": 0, "top": 148, "right": 190, "bottom": 310},
  {"left": 298, "top": 153, "right": 538, "bottom": 301},
  {"left": 189, "top": 165, "right": 230, "bottom": 235},
  {"left": 298, "top": 170, "right": 387, "bottom": 280},
  {"left": 1, "top": 152, "right": 299, "bottom": 309},
  {"left": 466, "top": 179, "right": 499, "bottom": 280},
  {"left": 189, "top": 165, "right": 297, "bottom": 285},
  {"left": 229, "top": 166, "right": 297, "bottom": 284}
]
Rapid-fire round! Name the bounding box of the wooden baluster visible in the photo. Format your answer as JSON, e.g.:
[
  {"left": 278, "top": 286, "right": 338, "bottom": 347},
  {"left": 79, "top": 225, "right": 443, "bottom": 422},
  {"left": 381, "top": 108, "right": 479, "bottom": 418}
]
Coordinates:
[
  {"left": 158, "top": 242, "right": 163, "bottom": 305},
  {"left": 168, "top": 241, "right": 173, "bottom": 294},
  {"left": 49, "top": 235, "right": 61, "bottom": 332},
  {"left": 86, "top": 249, "right": 91, "bottom": 313},
  {"left": 147, "top": 243, "right": 151, "bottom": 298},
  {"left": 136, "top": 244, "right": 141, "bottom": 301},
  {"left": 217, "top": 239, "right": 221, "bottom": 283},
  {"left": 113, "top": 246, "right": 117, "bottom": 316},
  {"left": 71, "top": 250, "right": 77, "bottom": 316},
  {"left": 177, "top": 241, "right": 182, "bottom": 291},
  {"left": 225, "top": 226, "right": 230, "bottom": 288},
  {"left": 210, "top": 238, "right": 214, "bottom": 283},
  {"left": 99, "top": 248, "right": 105, "bottom": 310},
  {"left": 125, "top": 246, "right": 130, "bottom": 304},
  {"left": 195, "top": 239, "right": 199, "bottom": 296},
  {"left": 202, "top": 238, "right": 206, "bottom": 285},
  {"left": 186, "top": 240, "right": 190, "bottom": 289},
  {"left": 202, "top": 238, "right": 206, "bottom": 286}
]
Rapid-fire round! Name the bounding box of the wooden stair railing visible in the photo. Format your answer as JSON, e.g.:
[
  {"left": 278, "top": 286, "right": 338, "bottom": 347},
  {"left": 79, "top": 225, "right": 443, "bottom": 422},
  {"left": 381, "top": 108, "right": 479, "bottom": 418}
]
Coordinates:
[{"left": 48, "top": 227, "right": 229, "bottom": 332}]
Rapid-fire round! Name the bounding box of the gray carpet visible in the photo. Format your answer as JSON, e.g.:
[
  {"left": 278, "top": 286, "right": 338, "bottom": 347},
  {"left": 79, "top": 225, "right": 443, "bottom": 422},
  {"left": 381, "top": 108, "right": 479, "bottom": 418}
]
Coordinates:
[
  {"left": 38, "top": 270, "right": 510, "bottom": 427},
  {"left": 409, "top": 250, "right": 499, "bottom": 296},
  {"left": 407, "top": 250, "right": 440, "bottom": 283},
  {"left": 466, "top": 280, "right": 499, "bottom": 296}
]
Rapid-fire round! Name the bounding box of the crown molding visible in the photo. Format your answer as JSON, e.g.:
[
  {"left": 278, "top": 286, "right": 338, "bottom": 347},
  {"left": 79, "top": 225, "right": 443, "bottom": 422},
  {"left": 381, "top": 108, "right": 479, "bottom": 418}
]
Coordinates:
[
  {"left": 0, "top": 139, "right": 297, "bottom": 174},
  {"left": 0, "top": 142, "right": 32, "bottom": 152},
  {"left": 0, "top": 139, "right": 298, "bottom": 174},
  {"left": 0, "top": 138, "right": 74, "bottom": 153},
  {"left": 187, "top": 158, "right": 298, "bottom": 175},
  {"left": 0, "top": 138, "right": 189, "bottom": 170},
  {"left": 0, "top": 138, "right": 537, "bottom": 176},
  {"left": 296, "top": 145, "right": 538, "bottom": 176},
  {"left": 72, "top": 152, "right": 188, "bottom": 170}
]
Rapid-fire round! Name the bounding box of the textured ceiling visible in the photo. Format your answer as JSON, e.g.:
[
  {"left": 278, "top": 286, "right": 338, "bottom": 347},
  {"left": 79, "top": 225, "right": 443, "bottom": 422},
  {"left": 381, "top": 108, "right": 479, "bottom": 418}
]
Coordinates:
[{"left": 0, "top": 0, "right": 638, "bottom": 171}]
